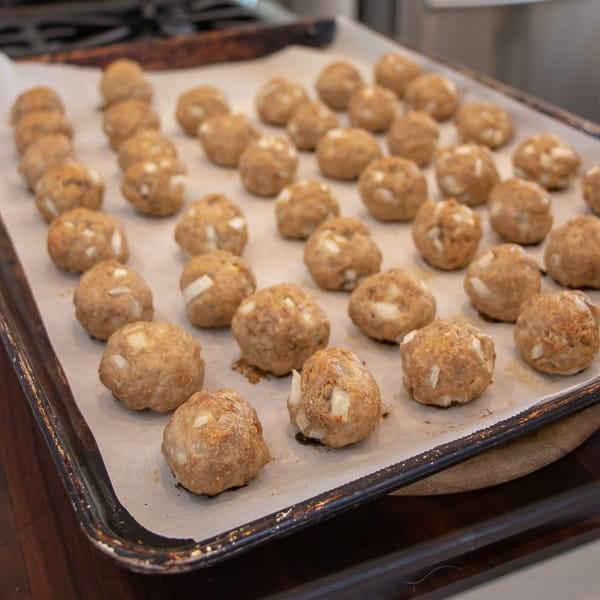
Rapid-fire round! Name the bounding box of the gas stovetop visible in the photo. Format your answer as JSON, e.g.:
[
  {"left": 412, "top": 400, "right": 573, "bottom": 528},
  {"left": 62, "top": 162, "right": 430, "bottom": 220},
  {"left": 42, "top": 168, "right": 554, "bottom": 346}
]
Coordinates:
[{"left": 0, "top": 0, "right": 293, "bottom": 57}]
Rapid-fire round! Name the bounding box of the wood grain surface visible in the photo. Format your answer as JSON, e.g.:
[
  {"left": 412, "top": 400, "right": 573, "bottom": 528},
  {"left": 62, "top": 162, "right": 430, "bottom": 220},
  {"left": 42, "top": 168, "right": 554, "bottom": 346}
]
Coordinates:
[{"left": 394, "top": 403, "right": 600, "bottom": 495}]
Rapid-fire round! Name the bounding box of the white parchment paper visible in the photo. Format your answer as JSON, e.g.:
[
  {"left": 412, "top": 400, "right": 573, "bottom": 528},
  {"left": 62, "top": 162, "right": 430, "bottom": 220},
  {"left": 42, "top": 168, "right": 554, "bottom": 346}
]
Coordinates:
[{"left": 0, "top": 18, "right": 598, "bottom": 542}]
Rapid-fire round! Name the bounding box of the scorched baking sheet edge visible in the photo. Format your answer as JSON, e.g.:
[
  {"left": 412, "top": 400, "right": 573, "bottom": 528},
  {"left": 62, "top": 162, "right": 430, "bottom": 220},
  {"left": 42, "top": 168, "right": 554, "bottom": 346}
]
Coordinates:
[{"left": 0, "top": 17, "right": 598, "bottom": 541}]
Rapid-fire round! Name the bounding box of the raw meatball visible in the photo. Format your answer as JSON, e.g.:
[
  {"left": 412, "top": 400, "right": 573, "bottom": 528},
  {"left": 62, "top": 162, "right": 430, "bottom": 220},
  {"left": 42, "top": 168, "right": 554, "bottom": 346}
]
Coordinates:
[
  {"left": 19, "top": 133, "right": 75, "bottom": 191},
  {"left": 14, "top": 110, "right": 73, "bottom": 155},
  {"left": 412, "top": 199, "right": 482, "bottom": 271},
  {"left": 102, "top": 99, "right": 160, "bottom": 150},
  {"left": 514, "top": 290, "right": 600, "bottom": 375},
  {"left": 405, "top": 73, "right": 459, "bottom": 121},
  {"left": 543, "top": 216, "right": 600, "bottom": 288},
  {"left": 121, "top": 157, "right": 187, "bottom": 217},
  {"left": 34, "top": 160, "right": 104, "bottom": 223},
  {"left": 162, "top": 389, "right": 270, "bottom": 496},
  {"left": 286, "top": 100, "right": 339, "bottom": 151},
  {"left": 512, "top": 134, "right": 580, "bottom": 190},
  {"left": 99, "top": 58, "right": 153, "bottom": 107},
  {"left": 10, "top": 86, "right": 65, "bottom": 124},
  {"left": 582, "top": 165, "right": 600, "bottom": 215},
  {"left": 231, "top": 283, "right": 330, "bottom": 376},
  {"left": 275, "top": 179, "right": 339, "bottom": 239},
  {"left": 73, "top": 260, "right": 153, "bottom": 340},
  {"left": 315, "top": 60, "right": 365, "bottom": 111},
  {"left": 316, "top": 128, "right": 381, "bottom": 181},
  {"left": 454, "top": 102, "right": 514, "bottom": 149},
  {"left": 348, "top": 268, "right": 436, "bottom": 343},
  {"left": 304, "top": 216, "right": 382, "bottom": 291},
  {"left": 287, "top": 347, "right": 381, "bottom": 448},
  {"left": 348, "top": 84, "right": 398, "bottom": 133},
  {"left": 374, "top": 52, "right": 421, "bottom": 98},
  {"left": 400, "top": 320, "right": 495, "bottom": 407},
  {"left": 359, "top": 156, "right": 427, "bottom": 222},
  {"left": 238, "top": 136, "right": 298, "bottom": 197},
  {"left": 99, "top": 320, "right": 204, "bottom": 412},
  {"left": 180, "top": 250, "right": 256, "bottom": 328},
  {"left": 174, "top": 193, "right": 248, "bottom": 256},
  {"left": 435, "top": 144, "right": 500, "bottom": 206},
  {"left": 488, "top": 178, "right": 552, "bottom": 245},
  {"left": 47, "top": 207, "right": 128, "bottom": 273},
  {"left": 255, "top": 77, "right": 308, "bottom": 126},
  {"left": 464, "top": 244, "right": 541, "bottom": 322},
  {"left": 175, "top": 86, "right": 230, "bottom": 136},
  {"left": 387, "top": 111, "right": 439, "bottom": 167},
  {"left": 198, "top": 113, "right": 260, "bottom": 168},
  {"left": 117, "top": 129, "right": 178, "bottom": 171}
]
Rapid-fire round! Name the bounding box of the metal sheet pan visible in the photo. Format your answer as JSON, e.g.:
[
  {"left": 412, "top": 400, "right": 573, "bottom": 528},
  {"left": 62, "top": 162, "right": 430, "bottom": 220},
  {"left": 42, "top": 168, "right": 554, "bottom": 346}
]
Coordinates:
[{"left": 1, "top": 17, "right": 599, "bottom": 572}]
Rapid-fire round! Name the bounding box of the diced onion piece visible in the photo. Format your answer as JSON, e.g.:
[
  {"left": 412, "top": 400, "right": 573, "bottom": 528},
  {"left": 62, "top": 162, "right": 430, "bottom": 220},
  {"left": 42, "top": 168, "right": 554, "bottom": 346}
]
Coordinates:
[
  {"left": 428, "top": 365, "right": 440, "bottom": 389},
  {"left": 228, "top": 216, "right": 245, "bottom": 230},
  {"left": 182, "top": 275, "right": 214, "bottom": 304},
  {"left": 127, "top": 331, "right": 147, "bottom": 351},
  {"left": 469, "top": 277, "right": 491, "bottom": 299},
  {"left": 43, "top": 196, "right": 57, "bottom": 218},
  {"left": 193, "top": 413, "right": 212, "bottom": 428},
  {"left": 307, "top": 426, "right": 327, "bottom": 440},
  {"left": 372, "top": 301, "right": 401, "bottom": 320},
  {"left": 289, "top": 370, "right": 302, "bottom": 408},
  {"left": 295, "top": 408, "right": 310, "bottom": 434},
  {"left": 239, "top": 300, "right": 255, "bottom": 315},
  {"left": 111, "top": 230, "right": 123, "bottom": 256},
  {"left": 401, "top": 329, "right": 417, "bottom": 345},
  {"left": 111, "top": 354, "right": 129, "bottom": 369},
  {"left": 322, "top": 239, "right": 340, "bottom": 254},
  {"left": 112, "top": 267, "right": 128, "bottom": 278},
  {"left": 106, "top": 286, "right": 131, "bottom": 297},
  {"left": 330, "top": 387, "right": 351, "bottom": 420},
  {"left": 170, "top": 174, "right": 187, "bottom": 190}
]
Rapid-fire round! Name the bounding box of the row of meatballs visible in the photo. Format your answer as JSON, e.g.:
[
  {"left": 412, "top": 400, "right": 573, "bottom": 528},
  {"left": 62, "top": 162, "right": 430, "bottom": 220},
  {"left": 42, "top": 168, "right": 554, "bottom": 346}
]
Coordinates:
[{"left": 8, "top": 55, "right": 600, "bottom": 499}]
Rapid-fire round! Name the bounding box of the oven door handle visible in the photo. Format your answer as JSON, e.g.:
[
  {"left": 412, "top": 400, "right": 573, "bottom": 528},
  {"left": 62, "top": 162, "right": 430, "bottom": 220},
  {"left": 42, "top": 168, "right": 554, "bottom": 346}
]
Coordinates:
[{"left": 425, "top": 0, "right": 559, "bottom": 8}]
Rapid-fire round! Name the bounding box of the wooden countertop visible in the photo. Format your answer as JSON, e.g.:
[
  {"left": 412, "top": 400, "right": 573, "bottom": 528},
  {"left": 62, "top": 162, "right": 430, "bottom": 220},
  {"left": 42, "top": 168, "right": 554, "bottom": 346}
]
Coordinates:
[{"left": 2, "top": 341, "right": 599, "bottom": 599}]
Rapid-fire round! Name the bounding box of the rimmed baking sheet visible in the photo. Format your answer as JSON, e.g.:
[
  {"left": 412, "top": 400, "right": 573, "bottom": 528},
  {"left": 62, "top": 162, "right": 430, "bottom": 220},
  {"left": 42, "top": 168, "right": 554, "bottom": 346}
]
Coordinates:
[{"left": 0, "top": 17, "right": 598, "bottom": 571}]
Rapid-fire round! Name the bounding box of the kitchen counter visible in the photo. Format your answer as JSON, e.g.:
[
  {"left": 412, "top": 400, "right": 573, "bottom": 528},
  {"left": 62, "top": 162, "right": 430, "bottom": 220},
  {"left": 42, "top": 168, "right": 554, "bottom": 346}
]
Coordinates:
[{"left": 2, "top": 339, "right": 599, "bottom": 598}]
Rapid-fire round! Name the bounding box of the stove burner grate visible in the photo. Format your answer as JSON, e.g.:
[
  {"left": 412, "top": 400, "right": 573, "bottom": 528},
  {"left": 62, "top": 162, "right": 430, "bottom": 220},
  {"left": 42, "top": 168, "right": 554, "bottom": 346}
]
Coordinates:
[{"left": 0, "top": 0, "right": 281, "bottom": 57}]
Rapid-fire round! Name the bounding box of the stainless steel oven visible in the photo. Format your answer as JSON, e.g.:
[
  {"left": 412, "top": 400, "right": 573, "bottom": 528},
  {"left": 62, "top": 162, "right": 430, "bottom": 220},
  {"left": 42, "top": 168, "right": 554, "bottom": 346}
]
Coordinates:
[{"left": 359, "top": 0, "right": 600, "bottom": 124}]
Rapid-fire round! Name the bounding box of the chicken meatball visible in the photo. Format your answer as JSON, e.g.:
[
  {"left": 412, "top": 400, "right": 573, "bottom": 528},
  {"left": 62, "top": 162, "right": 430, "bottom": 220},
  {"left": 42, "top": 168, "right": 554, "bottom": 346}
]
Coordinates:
[
  {"left": 412, "top": 199, "right": 482, "bottom": 271},
  {"left": 543, "top": 216, "right": 600, "bottom": 289},
  {"left": 287, "top": 347, "right": 381, "bottom": 448},
  {"left": 514, "top": 291, "right": 600, "bottom": 375},
  {"left": 162, "top": 389, "right": 271, "bottom": 496},
  {"left": 47, "top": 207, "right": 128, "bottom": 273},
  {"left": 180, "top": 250, "right": 256, "bottom": 328},
  {"left": 73, "top": 260, "right": 153, "bottom": 340},
  {"left": 463, "top": 244, "right": 542, "bottom": 322},
  {"left": 435, "top": 144, "right": 500, "bottom": 206},
  {"left": 348, "top": 268, "right": 436, "bottom": 343},
  {"left": 231, "top": 283, "right": 330, "bottom": 376},
  {"left": 488, "top": 178, "right": 553, "bottom": 245},
  {"left": 304, "top": 217, "right": 382, "bottom": 291},
  {"left": 400, "top": 320, "right": 495, "bottom": 407},
  {"left": 174, "top": 193, "right": 248, "bottom": 256},
  {"left": 99, "top": 320, "right": 205, "bottom": 412},
  {"left": 512, "top": 134, "right": 580, "bottom": 190}
]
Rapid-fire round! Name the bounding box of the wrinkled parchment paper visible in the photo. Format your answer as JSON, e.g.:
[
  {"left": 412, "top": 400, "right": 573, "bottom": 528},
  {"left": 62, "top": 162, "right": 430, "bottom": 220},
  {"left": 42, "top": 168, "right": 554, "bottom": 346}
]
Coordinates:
[{"left": 0, "top": 18, "right": 598, "bottom": 542}]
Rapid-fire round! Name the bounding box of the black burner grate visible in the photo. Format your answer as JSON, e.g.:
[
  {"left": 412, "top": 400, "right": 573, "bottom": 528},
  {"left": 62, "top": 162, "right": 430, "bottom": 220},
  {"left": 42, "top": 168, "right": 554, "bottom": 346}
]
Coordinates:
[{"left": 0, "top": 0, "right": 284, "bottom": 57}]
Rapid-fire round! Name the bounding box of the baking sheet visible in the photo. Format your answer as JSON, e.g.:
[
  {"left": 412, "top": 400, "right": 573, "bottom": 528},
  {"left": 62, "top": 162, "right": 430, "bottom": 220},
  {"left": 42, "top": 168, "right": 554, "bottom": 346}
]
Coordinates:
[{"left": 0, "top": 17, "right": 598, "bottom": 544}]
